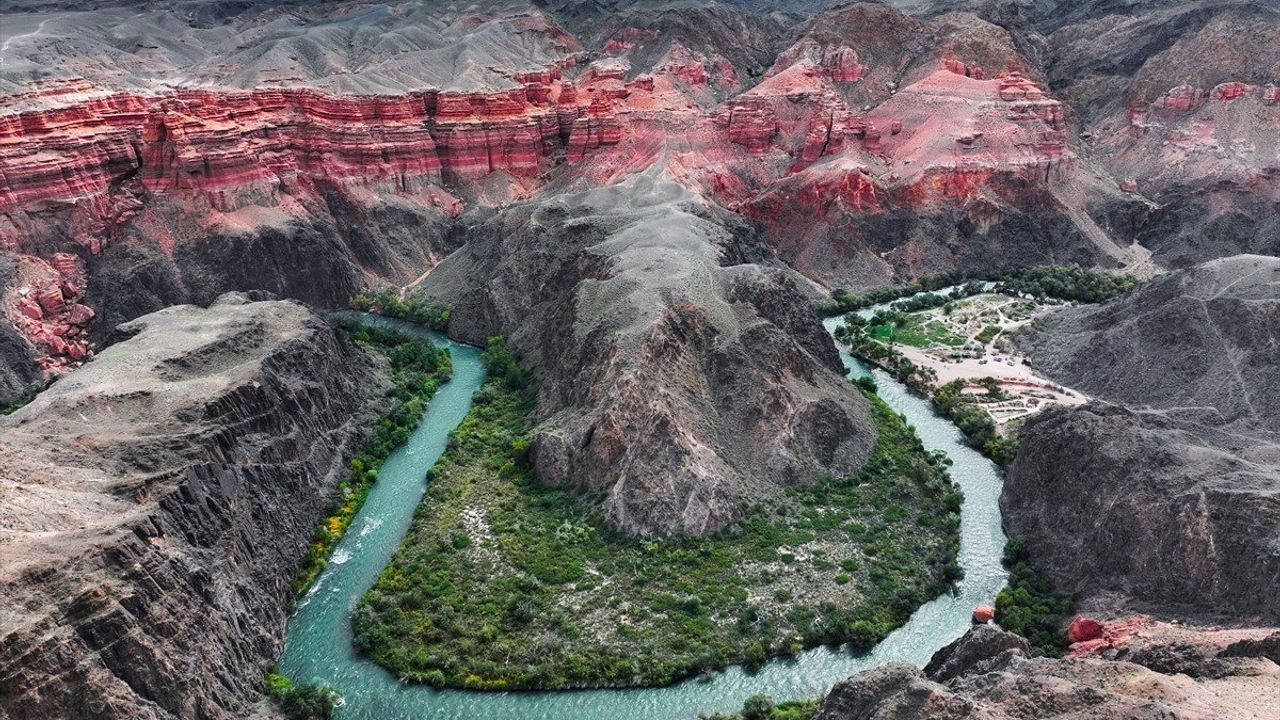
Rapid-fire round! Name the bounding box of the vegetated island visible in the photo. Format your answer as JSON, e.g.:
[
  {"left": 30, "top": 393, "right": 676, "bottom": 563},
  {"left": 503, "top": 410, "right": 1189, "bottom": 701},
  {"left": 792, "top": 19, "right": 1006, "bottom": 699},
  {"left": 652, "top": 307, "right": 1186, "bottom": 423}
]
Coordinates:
[{"left": 352, "top": 340, "right": 964, "bottom": 690}]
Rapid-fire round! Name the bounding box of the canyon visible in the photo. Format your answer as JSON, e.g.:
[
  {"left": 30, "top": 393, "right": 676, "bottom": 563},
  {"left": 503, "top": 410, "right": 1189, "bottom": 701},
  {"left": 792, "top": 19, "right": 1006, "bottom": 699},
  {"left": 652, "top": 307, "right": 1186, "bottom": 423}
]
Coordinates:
[{"left": 0, "top": 1, "right": 1277, "bottom": 719}]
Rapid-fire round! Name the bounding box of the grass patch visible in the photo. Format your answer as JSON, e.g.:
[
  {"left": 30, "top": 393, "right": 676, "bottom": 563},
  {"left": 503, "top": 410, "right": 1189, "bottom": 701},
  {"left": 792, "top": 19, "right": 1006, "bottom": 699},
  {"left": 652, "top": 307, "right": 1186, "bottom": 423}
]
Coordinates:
[
  {"left": 975, "top": 324, "right": 1001, "bottom": 345},
  {"left": 290, "top": 320, "right": 452, "bottom": 597},
  {"left": 866, "top": 314, "right": 962, "bottom": 349},
  {"left": 352, "top": 346, "right": 962, "bottom": 690}
]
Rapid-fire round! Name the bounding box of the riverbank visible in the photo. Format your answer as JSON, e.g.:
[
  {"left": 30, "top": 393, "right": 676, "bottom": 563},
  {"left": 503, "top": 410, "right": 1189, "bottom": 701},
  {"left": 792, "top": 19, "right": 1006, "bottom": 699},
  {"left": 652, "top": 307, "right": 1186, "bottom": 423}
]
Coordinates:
[{"left": 290, "top": 319, "right": 452, "bottom": 597}]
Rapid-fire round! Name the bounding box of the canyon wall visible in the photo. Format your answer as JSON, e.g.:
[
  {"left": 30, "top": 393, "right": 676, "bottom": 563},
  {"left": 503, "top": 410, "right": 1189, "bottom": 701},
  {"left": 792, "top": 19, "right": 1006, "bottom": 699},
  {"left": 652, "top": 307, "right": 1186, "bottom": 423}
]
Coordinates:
[
  {"left": 1006, "top": 255, "right": 1280, "bottom": 619},
  {"left": 0, "top": 294, "right": 386, "bottom": 720}
]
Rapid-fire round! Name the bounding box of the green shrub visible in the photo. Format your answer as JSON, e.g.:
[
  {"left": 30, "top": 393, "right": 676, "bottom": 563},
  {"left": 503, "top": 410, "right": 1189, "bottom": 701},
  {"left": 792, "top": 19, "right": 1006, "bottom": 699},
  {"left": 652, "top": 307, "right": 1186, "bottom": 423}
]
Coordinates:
[
  {"left": 350, "top": 291, "right": 451, "bottom": 330},
  {"left": 995, "top": 540, "right": 1072, "bottom": 656},
  {"left": 264, "top": 672, "right": 340, "bottom": 720},
  {"left": 741, "top": 694, "right": 774, "bottom": 720}
]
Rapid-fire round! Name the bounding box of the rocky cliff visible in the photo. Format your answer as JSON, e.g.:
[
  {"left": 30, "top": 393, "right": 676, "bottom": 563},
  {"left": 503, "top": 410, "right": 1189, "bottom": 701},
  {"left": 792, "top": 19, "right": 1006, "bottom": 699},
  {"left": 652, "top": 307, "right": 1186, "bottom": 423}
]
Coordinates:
[
  {"left": 412, "top": 176, "right": 875, "bottom": 537},
  {"left": 812, "top": 624, "right": 1280, "bottom": 720},
  {"left": 0, "top": 294, "right": 385, "bottom": 720},
  {"left": 1006, "top": 255, "right": 1280, "bottom": 620}
]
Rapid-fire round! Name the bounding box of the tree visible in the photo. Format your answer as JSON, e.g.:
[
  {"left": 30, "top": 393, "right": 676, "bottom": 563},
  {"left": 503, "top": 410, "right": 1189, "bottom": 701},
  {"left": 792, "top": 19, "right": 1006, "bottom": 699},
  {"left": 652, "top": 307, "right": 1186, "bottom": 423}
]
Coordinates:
[{"left": 741, "top": 694, "right": 774, "bottom": 720}]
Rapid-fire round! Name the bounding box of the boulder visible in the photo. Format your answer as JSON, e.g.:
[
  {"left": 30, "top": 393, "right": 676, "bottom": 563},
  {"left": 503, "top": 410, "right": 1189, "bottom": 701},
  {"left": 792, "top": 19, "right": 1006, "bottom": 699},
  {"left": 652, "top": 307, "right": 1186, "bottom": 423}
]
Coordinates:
[
  {"left": 971, "top": 605, "right": 995, "bottom": 623},
  {"left": 1068, "top": 616, "right": 1105, "bottom": 643},
  {"left": 925, "top": 625, "right": 1030, "bottom": 683}
]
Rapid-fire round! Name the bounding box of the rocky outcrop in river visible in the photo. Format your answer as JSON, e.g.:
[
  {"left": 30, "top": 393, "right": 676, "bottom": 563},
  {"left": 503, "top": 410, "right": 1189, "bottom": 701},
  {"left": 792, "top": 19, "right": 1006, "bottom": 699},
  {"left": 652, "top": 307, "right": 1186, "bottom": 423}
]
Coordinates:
[
  {"left": 0, "top": 294, "right": 385, "bottom": 720},
  {"left": 413, "top": 176, "right": 875, "bottom": 537},
  {"left": 1007, "top": 255, "right": 1280, "bottom": 619}
]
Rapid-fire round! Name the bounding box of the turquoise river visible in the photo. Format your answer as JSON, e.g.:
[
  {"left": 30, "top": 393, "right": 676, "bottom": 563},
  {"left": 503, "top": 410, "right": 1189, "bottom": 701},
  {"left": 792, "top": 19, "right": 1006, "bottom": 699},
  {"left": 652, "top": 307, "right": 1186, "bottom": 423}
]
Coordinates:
[{"left": 277, "top": 313, "right": 1008, "bottom": 719}]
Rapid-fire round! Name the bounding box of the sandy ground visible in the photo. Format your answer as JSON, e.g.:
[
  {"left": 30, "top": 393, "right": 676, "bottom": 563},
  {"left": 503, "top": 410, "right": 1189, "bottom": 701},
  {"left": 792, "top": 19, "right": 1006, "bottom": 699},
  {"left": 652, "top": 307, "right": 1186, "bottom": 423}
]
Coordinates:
[{"left": 879, "top": 294, "right": 1089, "bottom": 424}]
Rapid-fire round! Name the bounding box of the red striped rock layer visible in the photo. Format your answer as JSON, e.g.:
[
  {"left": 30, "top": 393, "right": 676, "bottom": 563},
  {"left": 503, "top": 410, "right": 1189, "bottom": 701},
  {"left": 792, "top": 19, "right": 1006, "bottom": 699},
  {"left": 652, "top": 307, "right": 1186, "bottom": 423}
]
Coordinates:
[{"left": 0, "top": 83, "right": 625, "bottom": 222}]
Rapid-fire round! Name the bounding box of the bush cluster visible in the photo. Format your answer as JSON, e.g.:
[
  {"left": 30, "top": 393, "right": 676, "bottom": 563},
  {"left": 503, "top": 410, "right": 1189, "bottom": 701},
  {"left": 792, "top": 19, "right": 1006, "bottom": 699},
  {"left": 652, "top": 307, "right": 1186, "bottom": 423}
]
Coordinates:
[
  {"left": 700, "top": 694, "right": 821, "bottom": 720},
  {"left": 350, "top": 291, "right": 451, "bottom": 330},
  {"left": 995, "top": 540, "right": 1073, "bottom": 656},
  {"left": 264, "top": 672, "right": 339, "bottom": 720}
]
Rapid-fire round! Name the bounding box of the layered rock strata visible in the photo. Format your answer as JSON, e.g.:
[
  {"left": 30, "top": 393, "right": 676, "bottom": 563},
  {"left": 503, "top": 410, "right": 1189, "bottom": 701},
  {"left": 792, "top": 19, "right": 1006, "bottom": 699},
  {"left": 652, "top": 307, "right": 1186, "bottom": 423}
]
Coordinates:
[
  {"left": 0, "top": 83, "right": 626, "bottom": 226},
  {"left": 0, "top": 294, "right": 386, "bottom": 720}
]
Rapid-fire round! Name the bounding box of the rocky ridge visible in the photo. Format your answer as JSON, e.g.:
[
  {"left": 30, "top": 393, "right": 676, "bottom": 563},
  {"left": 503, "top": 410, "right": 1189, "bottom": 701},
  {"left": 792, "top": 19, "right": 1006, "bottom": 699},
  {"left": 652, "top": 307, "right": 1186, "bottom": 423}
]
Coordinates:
[
  {"left": 0, "top": 294, "right": 386, "bottom": 720},
  {"left": 812, "top": 624, "right": 1280, "bottom": 720},
  {"left": 1006, "top": 255, "right": 1280, "bottom": 619},
  {"left": 411, "top": 175, "right": 875, "bottom": 537}
]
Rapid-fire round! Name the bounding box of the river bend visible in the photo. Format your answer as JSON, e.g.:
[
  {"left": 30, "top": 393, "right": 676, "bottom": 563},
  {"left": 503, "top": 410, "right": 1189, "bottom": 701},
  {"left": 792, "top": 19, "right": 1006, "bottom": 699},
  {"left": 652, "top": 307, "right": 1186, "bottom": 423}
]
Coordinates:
[{"left": 276, "top": 314, "right": 1008, "bottom": 719}]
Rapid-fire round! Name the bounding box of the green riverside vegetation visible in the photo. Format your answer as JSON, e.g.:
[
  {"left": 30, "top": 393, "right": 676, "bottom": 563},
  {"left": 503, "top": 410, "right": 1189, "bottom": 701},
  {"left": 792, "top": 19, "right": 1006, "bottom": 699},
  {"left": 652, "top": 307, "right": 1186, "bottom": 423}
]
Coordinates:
[
  {"left": 290, "top": 320, "right": 452, "bottom": 597},
  {"left": 822, "top": 264, "right": 1136, "bottom": 315},
  {"left": 353, "top": 341, "right": 962, "bottom": 690},
  {"left": 350, "top": 291, "right": 451, "bottom": 330},
  {"left": 264, "top": 671, "right": 340, "bottom": 720},
  {"left": 994, "top": 540, "right": 1073, "bottom": 657}
]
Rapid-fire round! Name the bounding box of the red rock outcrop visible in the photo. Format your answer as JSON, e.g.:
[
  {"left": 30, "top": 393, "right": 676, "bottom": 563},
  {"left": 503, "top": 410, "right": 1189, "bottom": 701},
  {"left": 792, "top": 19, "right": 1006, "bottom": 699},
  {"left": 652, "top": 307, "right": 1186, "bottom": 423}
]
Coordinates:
[
  {"left": 770, "top": 39, "right": 865, "bottom": 83},
  {"left": 1153, "top": 84, "right": 1207, "bottom": 112},
  {"left": 3, "top": 253, "right": 94, "bottom": 371},
  {"left": 602, "top": 28, "right": 660, "bottom": 55},
  {"left": 714, "top": 98, "right": 779, "bottom": 155},
  {"left": 1067, "top": 616, "right": 1106, "bottom": 643},
  {"left": 565, "top": 97, "right": 623, "bottom": 162},
  {"left": 428, "top": 89, "right": 563, "bottom": 181},
  {"left": 1211, "top": 81, "right": 1251, "bottom": 101},
  {"left": 942, "top": 57, "right": 985, "bottom": 80}
]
